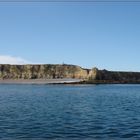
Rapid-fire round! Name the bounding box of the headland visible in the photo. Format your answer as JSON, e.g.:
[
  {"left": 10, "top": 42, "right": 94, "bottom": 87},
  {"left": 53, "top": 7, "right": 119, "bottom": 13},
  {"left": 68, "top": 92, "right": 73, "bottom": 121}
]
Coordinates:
[{"left": 0, "top": 64, "right": 140, "bottom": 84}]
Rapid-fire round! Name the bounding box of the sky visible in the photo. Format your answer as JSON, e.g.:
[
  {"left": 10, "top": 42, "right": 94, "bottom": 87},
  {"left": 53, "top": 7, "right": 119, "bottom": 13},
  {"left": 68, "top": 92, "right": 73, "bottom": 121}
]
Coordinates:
[{"left": 0, "top": 1, "right": 140, "bottom": 71}]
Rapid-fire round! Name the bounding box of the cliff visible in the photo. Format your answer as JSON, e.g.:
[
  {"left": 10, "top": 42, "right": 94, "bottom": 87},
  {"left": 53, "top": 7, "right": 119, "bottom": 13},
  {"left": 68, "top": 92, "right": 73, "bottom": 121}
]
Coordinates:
[
  {"left": 0, "top": 64, "right": 89, "bottom": 80},
  {"left": 87, "top": 68, "right": 140, "bottom": 84},
  {"left": 0, "top": 64, "right": 140, "bottom": 84}
]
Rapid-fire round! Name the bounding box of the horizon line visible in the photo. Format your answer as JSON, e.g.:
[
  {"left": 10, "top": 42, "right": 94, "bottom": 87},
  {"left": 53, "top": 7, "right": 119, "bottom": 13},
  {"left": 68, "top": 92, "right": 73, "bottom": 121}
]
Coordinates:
[{"left": 1, "top": 0, "right": 140, "bottom": 2}]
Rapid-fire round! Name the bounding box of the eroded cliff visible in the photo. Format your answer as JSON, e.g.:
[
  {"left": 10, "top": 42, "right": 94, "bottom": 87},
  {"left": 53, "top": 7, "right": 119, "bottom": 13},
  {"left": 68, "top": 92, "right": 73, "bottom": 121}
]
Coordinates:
[
  {"left": 0, "top": 64, "right": 89, "bottom": 79},
  {"left": 87, "top": 68, "right": 140, "bottom": 84},
  {"left": 0, "top": 64, "right": 140, "bottom": 84}
]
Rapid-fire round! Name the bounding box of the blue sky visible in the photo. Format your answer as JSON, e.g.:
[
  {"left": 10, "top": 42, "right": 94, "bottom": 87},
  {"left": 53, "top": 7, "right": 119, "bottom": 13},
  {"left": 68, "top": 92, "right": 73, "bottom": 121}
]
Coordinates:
[{"left": 0, "top": 1, "right": 140, "bottom": 71}]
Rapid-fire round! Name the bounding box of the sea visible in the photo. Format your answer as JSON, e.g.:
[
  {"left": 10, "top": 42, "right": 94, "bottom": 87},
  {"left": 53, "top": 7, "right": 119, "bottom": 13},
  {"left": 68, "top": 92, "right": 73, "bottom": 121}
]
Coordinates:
[{"left": 0, "top": 84, "right": 140, "bottom": 139}]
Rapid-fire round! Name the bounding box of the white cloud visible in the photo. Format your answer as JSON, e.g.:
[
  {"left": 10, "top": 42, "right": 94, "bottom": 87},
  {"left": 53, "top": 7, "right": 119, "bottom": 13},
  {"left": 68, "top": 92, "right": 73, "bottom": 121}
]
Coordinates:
[{"left": 0, "top": 55, "right": 31, "bottom": 65}]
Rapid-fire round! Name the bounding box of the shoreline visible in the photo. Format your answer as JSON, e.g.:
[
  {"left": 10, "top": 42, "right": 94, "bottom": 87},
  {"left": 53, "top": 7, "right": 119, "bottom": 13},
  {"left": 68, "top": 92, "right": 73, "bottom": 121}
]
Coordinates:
[
  {"left": 0, "top": 79, "right": 83, "bottom": 84},
  {"left": 0, "top": 79, "right": 140, "bottom": 85}
]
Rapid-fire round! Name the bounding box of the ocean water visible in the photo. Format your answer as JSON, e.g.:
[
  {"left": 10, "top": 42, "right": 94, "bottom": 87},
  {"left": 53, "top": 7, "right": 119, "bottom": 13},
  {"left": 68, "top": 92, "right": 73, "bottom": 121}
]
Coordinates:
[{"left": 0, "top": 84, "right": 140, "bottom": 139}]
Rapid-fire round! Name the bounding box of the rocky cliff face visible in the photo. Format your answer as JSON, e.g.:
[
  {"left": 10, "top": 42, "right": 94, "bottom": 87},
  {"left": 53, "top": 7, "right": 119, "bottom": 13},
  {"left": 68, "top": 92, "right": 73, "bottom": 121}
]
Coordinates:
[
  {"left": 0, "top": 64, "right": 89, "bottom": 79},
  {"left": 87, "top": 68, "right": 140, "bottom": 83},
  {"left": 0, "top": 64, "right": 140, "bottom": 83}
]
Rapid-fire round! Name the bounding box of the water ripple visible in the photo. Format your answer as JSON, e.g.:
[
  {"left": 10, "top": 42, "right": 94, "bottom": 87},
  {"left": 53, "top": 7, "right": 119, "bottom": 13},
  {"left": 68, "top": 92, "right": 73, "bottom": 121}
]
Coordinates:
[{"left": 0, "top": 84, "right": 140, "bottom": 139}]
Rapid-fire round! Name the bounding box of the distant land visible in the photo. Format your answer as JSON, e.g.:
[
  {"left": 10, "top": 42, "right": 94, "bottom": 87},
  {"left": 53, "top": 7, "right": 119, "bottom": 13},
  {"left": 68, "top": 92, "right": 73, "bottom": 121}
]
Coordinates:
[{"left": 0, "top": 64, "right": 140, "bottom": 84}]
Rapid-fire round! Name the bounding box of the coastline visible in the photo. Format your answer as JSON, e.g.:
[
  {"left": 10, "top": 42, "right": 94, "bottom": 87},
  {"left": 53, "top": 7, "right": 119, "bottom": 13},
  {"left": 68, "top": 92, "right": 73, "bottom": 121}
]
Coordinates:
[
  {"left": 0, "top": 64, "right": 140, "bottom": 84},
  {"left": 0, "top": 79, "right": 83, "bottom": 84},
  {"left": 0, "top": 79, "right": 140, "bottom": 84}
]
